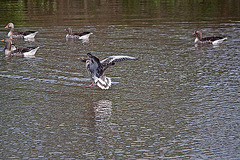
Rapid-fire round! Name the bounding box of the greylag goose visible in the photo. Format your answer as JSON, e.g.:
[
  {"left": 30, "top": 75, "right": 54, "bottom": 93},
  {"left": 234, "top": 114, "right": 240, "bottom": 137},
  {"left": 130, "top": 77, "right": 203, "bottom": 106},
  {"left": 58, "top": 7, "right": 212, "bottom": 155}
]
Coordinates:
[
  {"left": 5, "top": 23, "right": 38, "bottom": 39},
  {"left": 1, "top": 37, "right": 39, "bottom": 57},
  {"left": 193, "top": 30, "right": 227, "bottom": 45},
  {"left": 64, "top": 27, "right": 92, "bottom": 40},
  {"left": 79, "top": 53, "right": 138, "bottom": 89}
]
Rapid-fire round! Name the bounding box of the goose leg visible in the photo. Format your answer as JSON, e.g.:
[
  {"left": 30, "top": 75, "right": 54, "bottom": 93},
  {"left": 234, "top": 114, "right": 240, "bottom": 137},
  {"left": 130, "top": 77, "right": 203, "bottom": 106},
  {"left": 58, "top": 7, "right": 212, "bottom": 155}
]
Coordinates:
[{"left": 86, "top": 82, "right": 97, "bottom": 88}]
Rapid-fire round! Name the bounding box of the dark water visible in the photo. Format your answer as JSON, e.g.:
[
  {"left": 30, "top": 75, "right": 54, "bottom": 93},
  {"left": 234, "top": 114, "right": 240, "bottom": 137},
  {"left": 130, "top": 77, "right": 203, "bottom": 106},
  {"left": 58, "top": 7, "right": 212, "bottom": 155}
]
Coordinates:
[{"left": 1, "top": 0, "right": 240, "bottom": 159}]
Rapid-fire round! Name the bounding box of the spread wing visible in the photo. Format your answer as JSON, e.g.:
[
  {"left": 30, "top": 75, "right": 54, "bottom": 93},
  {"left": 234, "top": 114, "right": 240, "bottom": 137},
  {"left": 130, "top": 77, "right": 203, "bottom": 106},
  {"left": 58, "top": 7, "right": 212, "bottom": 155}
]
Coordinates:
[{"left": 100, "top": 56, "right": 138, "bottom": 72}]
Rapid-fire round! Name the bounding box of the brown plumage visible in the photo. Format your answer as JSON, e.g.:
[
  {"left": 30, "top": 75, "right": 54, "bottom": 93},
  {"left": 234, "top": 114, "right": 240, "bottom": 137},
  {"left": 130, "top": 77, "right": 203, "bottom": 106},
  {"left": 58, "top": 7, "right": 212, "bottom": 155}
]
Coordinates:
[
  {"left": 193, "top": 30, "right": 227, "bottom": 45},
  {"left": 5, "top": 23, "right": 38, "bottom": 39},
  {"left": 1, "top": 37, "right": 39, "bottom": 57},
  {"left": 64, "top": 27, "right": 92, "bottom": 40}
]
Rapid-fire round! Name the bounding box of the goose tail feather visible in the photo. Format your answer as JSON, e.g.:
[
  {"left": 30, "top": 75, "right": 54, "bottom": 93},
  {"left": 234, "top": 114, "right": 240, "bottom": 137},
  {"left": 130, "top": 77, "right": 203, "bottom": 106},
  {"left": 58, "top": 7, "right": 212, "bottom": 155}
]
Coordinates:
[
  {"left": 94, "top": 76, "right": 111, "bottom": 90},
  {"left": 212, "top": 37, "right": 227, "bottom": 45},
  {"left": 24, "top": 31, "right": 38, "bottom": 39},
  {"left": 23, "top": 47, "right": 39, "bottom": 57}
]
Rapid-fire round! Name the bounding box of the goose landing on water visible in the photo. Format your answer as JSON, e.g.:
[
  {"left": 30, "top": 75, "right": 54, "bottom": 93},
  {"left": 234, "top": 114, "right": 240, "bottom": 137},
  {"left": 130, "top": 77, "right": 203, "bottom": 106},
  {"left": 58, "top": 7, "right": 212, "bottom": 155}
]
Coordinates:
[
  {"left": 79, "top": 53, "right": 138, "bottom": 90},
  {"left": 193, "top": 30, "right": 227, "bottom": 45}
]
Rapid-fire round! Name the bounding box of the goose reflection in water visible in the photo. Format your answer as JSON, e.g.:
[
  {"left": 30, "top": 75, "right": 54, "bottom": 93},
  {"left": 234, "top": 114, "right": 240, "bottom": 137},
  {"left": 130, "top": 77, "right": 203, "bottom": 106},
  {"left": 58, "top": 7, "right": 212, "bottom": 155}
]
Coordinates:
[
  {"left": 87, "top": 99, "right": 113, "bottom": 132},
  {"left": 87, "top": 100, "right": 115, "bottom": 158},
  {"left": 94, "top": 100, "right": 112, "bottom": 122}
]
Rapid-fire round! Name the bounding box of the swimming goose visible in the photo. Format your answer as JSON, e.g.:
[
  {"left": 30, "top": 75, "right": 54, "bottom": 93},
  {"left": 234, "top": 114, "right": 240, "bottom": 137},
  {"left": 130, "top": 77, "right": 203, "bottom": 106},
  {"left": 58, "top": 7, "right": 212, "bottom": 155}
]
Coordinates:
[
  {"left": 1, "top": 37, "right": 39, "bottom": 57},
  {"left": 64, "top": 27, "right": 93, "bottom": 40},
  {"left": 79, "top": 53, "right": 138, "bottom": 89},
  {"left": 193, "top": 30, "right": 227, "bottom": 45},
  {"left": 5, "top": 23, "right": 38, "bottom": 39}
]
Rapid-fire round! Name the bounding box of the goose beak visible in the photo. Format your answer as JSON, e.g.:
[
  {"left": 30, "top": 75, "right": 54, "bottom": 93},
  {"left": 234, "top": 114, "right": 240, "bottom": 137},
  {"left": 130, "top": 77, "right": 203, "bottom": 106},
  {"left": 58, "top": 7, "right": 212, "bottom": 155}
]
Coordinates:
[
  {"left": 193, "top": 32, "right": 196, "bottom": 35},
  {"left": 5, "top": 25, "right": 9, "bottom": 29},
  {"left": 77, "top": 57, "right": 89, "bottom": 62},
  {"left": 0, "top": 39, "right": 4, "bottom": 42},
  {"left": 87, "top": 53, "right": 93, "bottom": 58}
]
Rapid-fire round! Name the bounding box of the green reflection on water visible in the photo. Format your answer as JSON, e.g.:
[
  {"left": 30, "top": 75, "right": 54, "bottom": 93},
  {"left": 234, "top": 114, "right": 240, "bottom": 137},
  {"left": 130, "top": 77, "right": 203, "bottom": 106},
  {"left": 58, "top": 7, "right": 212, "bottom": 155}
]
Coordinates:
[
  {"left": 0, "top": 0, "right": 239, "bottom": 26},
  {"left": 0, "top": 0, "right": 25, "bottom": 25}
]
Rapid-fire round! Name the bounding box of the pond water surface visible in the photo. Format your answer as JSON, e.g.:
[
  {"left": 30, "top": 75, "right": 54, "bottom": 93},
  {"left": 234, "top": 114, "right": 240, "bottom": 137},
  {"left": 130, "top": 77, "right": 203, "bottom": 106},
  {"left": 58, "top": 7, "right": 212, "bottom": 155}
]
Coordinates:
[{"left": 0, "top": 0, "right": 240, "bottom": 159}]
